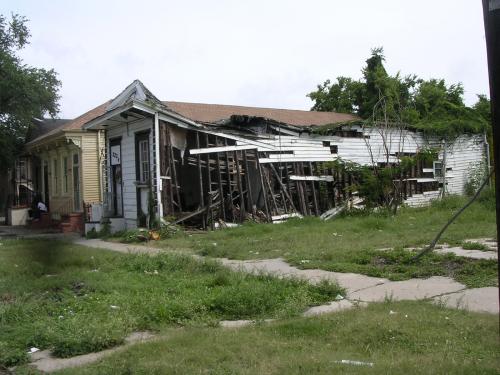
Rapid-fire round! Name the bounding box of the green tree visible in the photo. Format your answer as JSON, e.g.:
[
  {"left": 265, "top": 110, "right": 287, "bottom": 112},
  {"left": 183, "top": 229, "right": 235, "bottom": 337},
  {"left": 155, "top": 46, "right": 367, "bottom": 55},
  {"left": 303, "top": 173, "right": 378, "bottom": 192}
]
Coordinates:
[
  {"left": 308, "top": 48, "right": 487, "bottom": 136},
  {"left": 308, "top": 48, "right": 418, "bottom": 121},
  {"left": 307, "top": 76, "right": 363, "bottom": 114},
  {"left": 0, "top": 14, "right": 61, "bottom": 171},
  {"left": 473, "top": 94, "right": 491, "bottom": 124}
]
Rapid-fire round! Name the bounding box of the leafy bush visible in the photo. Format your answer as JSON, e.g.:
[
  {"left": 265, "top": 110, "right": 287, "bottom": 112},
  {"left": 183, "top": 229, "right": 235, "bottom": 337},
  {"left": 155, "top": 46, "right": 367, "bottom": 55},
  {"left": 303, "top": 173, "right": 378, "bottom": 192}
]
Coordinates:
[
  {"left": 50, "top": 318, "right": 127, "bottom": 358},
  {"left": 464, "top": 161, "right": 488, "bottom": 196},
  {"left": 0, "top": 341, "right": 27, "bottom": 367}
]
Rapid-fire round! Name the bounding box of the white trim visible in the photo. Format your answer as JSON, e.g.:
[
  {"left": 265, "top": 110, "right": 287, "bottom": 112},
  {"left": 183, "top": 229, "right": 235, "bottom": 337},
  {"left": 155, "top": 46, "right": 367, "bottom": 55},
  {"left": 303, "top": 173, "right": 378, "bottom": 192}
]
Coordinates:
[
  {"left": 189, "top": 145, "right": 257, "bottom": 155},
  {"left": 259, "top": 156, "right": 337, "bottom": 163},
  {"left": 154, "top": 112, "right": 163, "bottom": 219},
  {"left": 83, "top": 102, "right": 134, "bottom": 130},
  {"left": 289, "top": 175, "right": 334, "bottom": 182}
]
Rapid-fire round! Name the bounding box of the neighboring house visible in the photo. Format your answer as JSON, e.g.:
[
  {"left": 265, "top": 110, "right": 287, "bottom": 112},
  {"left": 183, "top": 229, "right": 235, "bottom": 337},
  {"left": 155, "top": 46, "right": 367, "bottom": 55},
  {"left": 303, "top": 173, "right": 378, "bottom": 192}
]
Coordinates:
[
  {"left": 81, "top": 80, "right": 489, "bottom": 232},
  {"left": 7, "top": 106, "right": 108, "bottom": 228}
]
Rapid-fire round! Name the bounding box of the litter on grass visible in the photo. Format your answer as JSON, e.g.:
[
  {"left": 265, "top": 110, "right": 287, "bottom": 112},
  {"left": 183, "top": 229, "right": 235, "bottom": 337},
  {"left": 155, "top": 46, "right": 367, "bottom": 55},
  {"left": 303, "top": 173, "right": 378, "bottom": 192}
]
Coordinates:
[{"left": 336, "top": 359, "right": 374, "bottom": 367}]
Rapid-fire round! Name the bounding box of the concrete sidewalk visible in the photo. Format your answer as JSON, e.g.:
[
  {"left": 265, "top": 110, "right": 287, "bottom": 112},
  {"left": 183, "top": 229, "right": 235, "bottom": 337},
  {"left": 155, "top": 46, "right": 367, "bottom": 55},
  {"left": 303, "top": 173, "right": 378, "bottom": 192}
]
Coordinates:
[{"left": 71, "top": 238, "right": 499, "bottom": 315}]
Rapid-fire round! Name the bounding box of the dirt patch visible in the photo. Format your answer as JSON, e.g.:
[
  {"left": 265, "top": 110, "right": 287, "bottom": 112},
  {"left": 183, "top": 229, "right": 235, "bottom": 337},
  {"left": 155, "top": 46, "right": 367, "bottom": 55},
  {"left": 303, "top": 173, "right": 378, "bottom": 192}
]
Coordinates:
[{"left": 0, "top": 293, "right": 15, "bottom": 304}]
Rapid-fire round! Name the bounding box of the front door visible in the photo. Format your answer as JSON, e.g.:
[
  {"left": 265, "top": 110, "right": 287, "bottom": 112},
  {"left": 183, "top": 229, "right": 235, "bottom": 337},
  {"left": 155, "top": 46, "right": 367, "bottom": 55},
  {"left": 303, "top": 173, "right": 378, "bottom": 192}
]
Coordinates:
[
  {"left": 135, "top": 131, "right": 150, "bottom": 227},
  {"left": 110, "top": 139, "right": 123, "bottom": 216}
]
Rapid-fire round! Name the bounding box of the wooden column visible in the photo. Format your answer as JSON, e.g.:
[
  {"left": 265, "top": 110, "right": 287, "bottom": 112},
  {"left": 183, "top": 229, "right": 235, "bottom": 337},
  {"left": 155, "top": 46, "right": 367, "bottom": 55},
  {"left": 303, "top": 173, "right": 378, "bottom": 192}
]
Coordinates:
[
  {"left": 309, "top": 162, "right": 319, "bottom": 215},
  {"left": 256, "top": 152, "right": 271, "bottom": 221},
  {"left": 169, "top": 126, "right": 182, "bottom": 213},
  {"left": 224, "top": 139, "right": 235, "bottom": 221},
  {"left": 234, "top": 150, "right": 246, "bottom": 221},
  {"left": 205, "top": 134, "right": 214, "bottom": 227},
  {"left": 215, "top": 136, "right": 226, "bottom": 222},
  {"left": 195, "top": 132, "right": 205, "bottom": 229},
  {"left": 243, "top": 150, "right": 255, "bottom": 215}
]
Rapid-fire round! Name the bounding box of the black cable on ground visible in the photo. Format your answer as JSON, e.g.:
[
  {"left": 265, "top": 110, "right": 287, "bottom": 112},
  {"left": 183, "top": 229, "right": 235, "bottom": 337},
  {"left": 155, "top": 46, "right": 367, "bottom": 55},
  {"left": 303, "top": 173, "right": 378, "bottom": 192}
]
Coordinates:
[{"left": 411, "top": 169, "right": 494, "bottom": 262}]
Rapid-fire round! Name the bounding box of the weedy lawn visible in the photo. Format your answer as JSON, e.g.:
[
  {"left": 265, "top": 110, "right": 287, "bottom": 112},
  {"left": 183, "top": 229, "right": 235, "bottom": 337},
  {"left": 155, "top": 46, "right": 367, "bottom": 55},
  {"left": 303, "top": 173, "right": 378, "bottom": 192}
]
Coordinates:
[
  {"left": 0, "top": 239, "right": 341, "bottom": 367},
  {"left": 159, "top": 194, "right": 498, "bottom": 288},
  {"left": 51, "top": 301, "right": 500, "bottom": 375}
]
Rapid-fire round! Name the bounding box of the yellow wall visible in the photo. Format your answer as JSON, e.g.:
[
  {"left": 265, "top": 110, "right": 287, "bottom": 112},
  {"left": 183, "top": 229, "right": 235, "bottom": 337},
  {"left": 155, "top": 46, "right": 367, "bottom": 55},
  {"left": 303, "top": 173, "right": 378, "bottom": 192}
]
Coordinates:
[
  {"left": 31, "top": 130, "right": 103, "bottom": 215},
  {"left": 79, "top": 132, "right": 103, "bottom": 204}
]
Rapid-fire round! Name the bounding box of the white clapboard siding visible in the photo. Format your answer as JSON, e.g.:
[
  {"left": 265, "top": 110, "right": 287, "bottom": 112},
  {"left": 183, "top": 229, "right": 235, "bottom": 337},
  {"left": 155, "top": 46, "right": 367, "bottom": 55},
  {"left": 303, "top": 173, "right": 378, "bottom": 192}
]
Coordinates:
[
  {"left": 405, "top": 191, "right": 441, "bottom": 207},
  {"left": 106, "top": 118, "right": 153, "bottom": 229}
]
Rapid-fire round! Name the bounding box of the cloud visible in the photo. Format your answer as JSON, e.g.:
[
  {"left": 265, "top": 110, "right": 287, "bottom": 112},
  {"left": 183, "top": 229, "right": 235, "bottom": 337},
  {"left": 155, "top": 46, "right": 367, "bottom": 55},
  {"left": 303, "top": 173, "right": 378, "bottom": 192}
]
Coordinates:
[{"left": 2, "top": 0, "right": 489, "bottom": 118}]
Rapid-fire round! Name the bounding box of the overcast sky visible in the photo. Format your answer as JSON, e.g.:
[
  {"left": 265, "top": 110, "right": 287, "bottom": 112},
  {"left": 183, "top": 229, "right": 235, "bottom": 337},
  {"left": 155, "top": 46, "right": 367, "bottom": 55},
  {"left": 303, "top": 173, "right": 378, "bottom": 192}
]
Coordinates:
[{"left": 1, "top": 0, "right": 490, "bottom": 119}]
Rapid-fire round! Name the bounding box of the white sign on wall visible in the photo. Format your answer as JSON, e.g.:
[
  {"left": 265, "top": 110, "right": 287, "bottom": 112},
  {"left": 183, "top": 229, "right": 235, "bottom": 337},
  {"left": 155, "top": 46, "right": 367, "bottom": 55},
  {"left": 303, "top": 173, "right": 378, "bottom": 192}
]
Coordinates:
[{"left": 110, "top": 145, "right": 121, "bottom": 165}]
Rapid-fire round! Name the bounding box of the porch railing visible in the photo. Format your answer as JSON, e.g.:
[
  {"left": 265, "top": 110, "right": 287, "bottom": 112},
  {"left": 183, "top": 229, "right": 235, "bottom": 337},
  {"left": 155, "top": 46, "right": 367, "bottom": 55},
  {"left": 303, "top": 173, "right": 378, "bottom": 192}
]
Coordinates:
[{"left": 49, "top": 197, "right": 73, "bottom": 217}]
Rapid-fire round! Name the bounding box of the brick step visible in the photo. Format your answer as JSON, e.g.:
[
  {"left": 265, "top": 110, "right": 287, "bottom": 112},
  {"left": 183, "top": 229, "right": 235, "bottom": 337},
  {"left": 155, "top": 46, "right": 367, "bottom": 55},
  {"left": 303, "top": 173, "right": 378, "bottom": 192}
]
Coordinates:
[{"left": 58, "top": 213, "right": 84, "bottom": 234}]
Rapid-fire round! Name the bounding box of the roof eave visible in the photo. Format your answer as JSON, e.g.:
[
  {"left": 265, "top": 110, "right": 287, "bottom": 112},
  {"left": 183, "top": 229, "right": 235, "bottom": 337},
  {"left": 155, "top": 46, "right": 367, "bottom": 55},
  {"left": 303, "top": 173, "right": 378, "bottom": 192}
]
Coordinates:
[
  {"left": 25, "top": 129, "right": 66, "bottom": 149},
  {"left": 84, "top": 99, "right": 204, "bottom": 131}
]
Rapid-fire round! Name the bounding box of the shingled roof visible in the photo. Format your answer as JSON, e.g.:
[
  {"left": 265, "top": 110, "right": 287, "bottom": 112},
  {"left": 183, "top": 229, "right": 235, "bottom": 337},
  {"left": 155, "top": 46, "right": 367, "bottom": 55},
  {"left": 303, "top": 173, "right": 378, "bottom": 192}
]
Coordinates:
[
  {"left": 164, "top": 101, "right": 358, "bottom": 127},
  {"left": 26, "top": 100, "right": 112, "bottom": 145},
  {"left": 27, "top": 81, "right": 358, "bottom": 146},
  {"left": 28, "top": 118, "right": 71, "bottom": 142}
]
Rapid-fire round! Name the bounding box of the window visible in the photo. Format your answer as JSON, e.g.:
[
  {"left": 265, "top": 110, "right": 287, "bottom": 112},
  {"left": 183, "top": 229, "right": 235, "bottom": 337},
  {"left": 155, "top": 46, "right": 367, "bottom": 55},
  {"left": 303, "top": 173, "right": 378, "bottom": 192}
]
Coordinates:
[
  {"left": 53, "top": 159, "right": 59, "bottom": 195},
  {"left": 433, "top": 161, "right": 443, "bottom": 178},
  {"left": 139, "top": 139, "right": 149, "bottom": 183},
  {"left": 63, "top": 157, "right": 69, "bottom": 193},
  {"left": 16, "top": 159, "right": 27, "bottom": 180}
]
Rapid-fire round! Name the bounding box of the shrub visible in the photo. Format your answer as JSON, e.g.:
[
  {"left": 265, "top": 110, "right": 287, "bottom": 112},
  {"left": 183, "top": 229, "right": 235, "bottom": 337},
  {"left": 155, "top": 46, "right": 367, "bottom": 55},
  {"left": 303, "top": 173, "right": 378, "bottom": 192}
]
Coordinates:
[{"left": 0, "top": 341, "right": 28, "bottom": 367}]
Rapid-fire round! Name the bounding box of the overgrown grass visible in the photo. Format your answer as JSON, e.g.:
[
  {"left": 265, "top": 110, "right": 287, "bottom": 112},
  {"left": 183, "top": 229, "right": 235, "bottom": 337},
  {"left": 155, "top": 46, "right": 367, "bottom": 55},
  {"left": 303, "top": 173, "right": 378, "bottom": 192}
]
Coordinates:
[
  {"left": 159, "top": 195, "right": 498, "bottom": 287},
  {"left": 53, "top": 301, "right": 500, "bottom": 375},
  {"left": 0, "top": 239, "right": 341, "bottom": 366},
  {"left": 461, "top": 241, "right": 491, "bottom": 251}
]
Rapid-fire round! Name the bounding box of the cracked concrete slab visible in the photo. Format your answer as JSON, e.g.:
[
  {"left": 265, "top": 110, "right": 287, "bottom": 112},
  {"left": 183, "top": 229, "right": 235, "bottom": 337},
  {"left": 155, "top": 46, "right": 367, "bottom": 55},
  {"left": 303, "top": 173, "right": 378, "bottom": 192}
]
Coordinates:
[
  {"left": 72, "top": 239, "right": 497, "bottom": 315},
  {"left": 29, "top": 332, "right": 155, "bottom": 373},
  {"left": 435, "top": 246, "right": 497, "bottom": 260},
  {"left": 463, "top": 238, "right": 497, "bottom": 251},
  {"left": 303, "top": 300, "right": 368, "bottom": 316},
  {"left": 434, "top": 287, "right": 499, "bottom": 314},
  {"left": 219, "top": 258, "right": 388, "bottom": 292},
  {"left": 313, "top": 271, "right": 388, "bottom": 293},
  {"left": 219, "top": 258, "right": 298, "bottom": 276},
  {"left": 349, "top": 276, "right": 466, "bottom": 302}
]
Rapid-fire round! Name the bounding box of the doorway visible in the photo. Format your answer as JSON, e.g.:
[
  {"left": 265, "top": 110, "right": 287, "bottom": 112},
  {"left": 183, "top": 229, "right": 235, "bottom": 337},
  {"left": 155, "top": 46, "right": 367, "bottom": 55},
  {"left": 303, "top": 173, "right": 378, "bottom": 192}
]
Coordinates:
[{"left": 110, "top": 138, "right": 123, "bottom": 216}]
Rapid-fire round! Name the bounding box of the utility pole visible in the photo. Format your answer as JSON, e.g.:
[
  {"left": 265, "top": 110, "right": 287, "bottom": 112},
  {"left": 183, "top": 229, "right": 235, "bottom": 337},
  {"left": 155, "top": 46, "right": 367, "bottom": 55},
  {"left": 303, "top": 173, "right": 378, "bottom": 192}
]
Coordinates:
[{"left": 481, "top": 0, "right": 500, "bottom": 320}]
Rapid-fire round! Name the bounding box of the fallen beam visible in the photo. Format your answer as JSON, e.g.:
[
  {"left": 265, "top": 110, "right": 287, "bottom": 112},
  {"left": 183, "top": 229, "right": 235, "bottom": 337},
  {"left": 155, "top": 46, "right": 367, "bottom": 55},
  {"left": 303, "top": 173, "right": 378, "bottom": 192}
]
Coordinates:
[
  {"left": 289, "top": 175, "right": 334, "bottom": 182},
  {"left": 189, "top": 145, "right": 257, "bottom": 155}
]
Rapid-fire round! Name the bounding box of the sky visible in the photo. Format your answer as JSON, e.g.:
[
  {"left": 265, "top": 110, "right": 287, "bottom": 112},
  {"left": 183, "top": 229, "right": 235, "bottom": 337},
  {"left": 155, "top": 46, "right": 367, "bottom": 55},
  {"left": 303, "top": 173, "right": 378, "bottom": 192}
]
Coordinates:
[{"left": 1, "top": 0, "right": 490, "bottom": 119}]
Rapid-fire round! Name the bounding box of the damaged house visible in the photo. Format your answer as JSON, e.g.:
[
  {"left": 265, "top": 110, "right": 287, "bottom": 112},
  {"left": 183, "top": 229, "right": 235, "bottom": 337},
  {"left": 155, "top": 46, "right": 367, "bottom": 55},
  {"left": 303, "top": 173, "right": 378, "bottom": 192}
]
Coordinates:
[{"left": 78, "top": 80, "right": 489, "bottom": 232}]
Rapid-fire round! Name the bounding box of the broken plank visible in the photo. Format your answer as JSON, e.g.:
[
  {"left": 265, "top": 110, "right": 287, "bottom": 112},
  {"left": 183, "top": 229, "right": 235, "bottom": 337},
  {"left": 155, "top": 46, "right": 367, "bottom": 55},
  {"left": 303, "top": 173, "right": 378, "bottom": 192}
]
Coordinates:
[
  {"left": 189, "top": 145, "right": 257, "bottom": 155},
  {"left": 289, "top": 175, "right": 334, "bottom": 182}
]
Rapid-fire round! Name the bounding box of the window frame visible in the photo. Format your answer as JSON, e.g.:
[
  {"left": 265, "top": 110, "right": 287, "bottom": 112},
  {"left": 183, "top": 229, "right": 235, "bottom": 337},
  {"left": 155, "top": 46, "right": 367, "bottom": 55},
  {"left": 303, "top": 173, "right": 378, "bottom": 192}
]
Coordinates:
[
  {"left": 135, "top": 131, "right": 151, "bottom": 185},
  {"left": 433, "top": 161, "right": 443, "bottom": 178}
]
